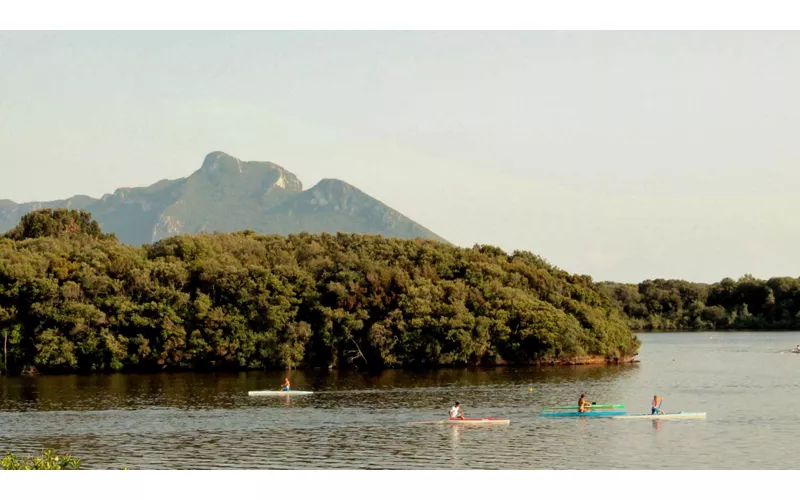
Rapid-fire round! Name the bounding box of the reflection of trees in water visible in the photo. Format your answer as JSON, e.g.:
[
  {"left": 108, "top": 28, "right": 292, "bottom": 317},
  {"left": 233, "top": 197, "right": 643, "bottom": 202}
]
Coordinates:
[
  {"left": 1, "top": 372, "right": 257, "bottom": 411},
  {"left": 0, "top": 364, "right": 639, "bottom": 412},
  {"left": 300, "top": 364, "right": 639, "bottom": 389},
  {"left": 528, "top": 364, "right": 639, "bottom": 384}
]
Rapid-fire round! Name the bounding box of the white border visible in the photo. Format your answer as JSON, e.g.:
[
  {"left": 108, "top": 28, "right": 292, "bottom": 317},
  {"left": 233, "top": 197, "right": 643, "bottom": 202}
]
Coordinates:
[
  {"left": 2, "top": 0, "right": 800, "bottom": 30},
  {"left": 2, "top": 0, "right": 800, "bottom": 495},
  {"left": 0, "top": 469, "right": 797, "bottom": 499}
]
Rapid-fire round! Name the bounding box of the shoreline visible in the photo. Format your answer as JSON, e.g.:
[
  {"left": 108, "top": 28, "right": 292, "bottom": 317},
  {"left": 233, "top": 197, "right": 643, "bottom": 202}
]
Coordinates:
[
  {"left": 532, "top": 355, "right": 638, "bottom": 366},
  {"left": 5, "top": 356, "right": 638, "bottom": 377}
]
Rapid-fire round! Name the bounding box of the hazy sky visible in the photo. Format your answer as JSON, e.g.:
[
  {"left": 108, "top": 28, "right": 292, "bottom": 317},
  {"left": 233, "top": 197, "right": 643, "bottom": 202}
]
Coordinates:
[{"left": 1, "top": 32, "right": 799, "bottom": 283}]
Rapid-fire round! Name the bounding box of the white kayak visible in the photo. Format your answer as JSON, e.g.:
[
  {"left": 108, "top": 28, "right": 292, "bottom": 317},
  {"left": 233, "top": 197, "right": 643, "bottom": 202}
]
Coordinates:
[
  {"left": 613, "top": 411, "right": 706, "bottom": 420},
  {"left": 412, "top": 418, "right": 510, "bottom": 425},
  {"left": 248, "top": 390, "right": 313, "bottom": 396}
]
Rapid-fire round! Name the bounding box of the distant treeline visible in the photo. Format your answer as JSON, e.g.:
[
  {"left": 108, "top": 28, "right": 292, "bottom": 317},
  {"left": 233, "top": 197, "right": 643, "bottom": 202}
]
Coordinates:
[
  {"left": 0, "top": 209, "right": 638, "bottom": 375},
  {"left": 601, "top": 276, "right": 800, "bottom": 331}
]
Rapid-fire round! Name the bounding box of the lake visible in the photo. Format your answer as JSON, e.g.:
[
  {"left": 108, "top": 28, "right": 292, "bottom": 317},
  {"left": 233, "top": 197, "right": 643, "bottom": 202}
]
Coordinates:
[{"left": 1, "top": 332, "right": 799, "bottom": 469}]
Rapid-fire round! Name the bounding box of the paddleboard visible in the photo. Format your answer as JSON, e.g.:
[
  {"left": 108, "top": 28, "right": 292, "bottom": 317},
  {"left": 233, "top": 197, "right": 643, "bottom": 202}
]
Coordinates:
[
  {"left": 248, "top": 390, "right": 313, "bottom": 396},
  {"left": 612, "top": 411, "right": 706, "bottom": 420}
]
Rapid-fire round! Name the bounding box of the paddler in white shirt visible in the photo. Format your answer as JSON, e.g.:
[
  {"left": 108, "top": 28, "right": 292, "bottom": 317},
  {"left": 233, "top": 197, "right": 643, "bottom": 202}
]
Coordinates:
[{"left": 449, "top": 401, "right": 465, "bottom": 420}]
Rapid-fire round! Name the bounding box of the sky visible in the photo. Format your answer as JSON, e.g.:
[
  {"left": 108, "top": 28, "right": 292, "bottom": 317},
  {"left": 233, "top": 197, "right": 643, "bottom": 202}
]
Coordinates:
[{"left": 1, "top": 31, "right": 799, "bottom": 283}]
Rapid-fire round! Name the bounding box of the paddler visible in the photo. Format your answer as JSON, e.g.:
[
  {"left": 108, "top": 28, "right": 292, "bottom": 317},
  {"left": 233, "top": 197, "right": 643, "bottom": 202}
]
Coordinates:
[
  {"left": 578, "top": 393, "right": 592, "bottom": 413},
  {"left": 280, "top": 377, "right": 291, "bottom": 392},
  {"left": 652, "top": 395, "right": 664, "bottom": 415},
  {"left": 449, "top": 401, "right": 465, "bottom": 420}
]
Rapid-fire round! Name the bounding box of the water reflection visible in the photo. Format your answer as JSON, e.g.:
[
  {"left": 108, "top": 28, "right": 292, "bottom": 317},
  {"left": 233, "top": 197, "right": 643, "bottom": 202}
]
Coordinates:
[
  {"left": 0, "top": 364, "right": 639, "bottom": 413},
  {"left": 2, "top": 333, "right": 800, "bottom": 468},
  {"left": 449, "top": 424, "right": 463, "bottom": 444}
]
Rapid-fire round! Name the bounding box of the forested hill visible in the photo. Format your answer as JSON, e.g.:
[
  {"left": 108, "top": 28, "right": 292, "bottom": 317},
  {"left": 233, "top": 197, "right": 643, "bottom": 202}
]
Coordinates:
[
  {"left": 601, "top": 276, "right": 800, "bottom": 331},
  {"left": 0, "top": 209, "right": 639, "bottom": 375}
]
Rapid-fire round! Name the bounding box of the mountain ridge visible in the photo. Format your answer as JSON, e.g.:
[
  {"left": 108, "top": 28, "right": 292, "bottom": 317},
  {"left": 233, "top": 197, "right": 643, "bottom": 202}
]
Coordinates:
[{"left": 0, "top": 152, "right": 447, "bottom": 245}]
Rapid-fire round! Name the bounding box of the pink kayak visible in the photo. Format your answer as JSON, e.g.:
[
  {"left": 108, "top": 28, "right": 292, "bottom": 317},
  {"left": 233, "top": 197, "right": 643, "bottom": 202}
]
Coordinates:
[{"left": 412, "top": 418, "right": 510, "bottom": 425}]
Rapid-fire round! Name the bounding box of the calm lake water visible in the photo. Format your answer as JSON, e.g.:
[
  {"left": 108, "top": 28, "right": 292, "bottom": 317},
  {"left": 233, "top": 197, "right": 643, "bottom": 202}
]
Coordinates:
[{"left": 1, "top": 332, "right": 800, "bottom": 469}]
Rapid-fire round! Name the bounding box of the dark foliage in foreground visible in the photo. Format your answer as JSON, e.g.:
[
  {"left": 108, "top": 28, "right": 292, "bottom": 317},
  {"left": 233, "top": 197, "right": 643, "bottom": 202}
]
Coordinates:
[{"left": 1, "top": 449, "right": 81, "bottom": 470}]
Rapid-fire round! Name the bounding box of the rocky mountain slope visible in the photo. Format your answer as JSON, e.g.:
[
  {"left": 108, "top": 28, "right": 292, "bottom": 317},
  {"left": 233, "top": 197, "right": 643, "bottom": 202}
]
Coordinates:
[{"left": 0, "top": 152, "right": 446, "bottom": 245}]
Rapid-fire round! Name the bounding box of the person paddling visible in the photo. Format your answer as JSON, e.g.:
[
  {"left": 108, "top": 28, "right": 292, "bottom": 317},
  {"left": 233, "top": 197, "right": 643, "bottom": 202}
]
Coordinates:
[
  {"left": 578, "top": 393, "right": 592, "bottom": 413},
  {"left": 652, "top": 395, "right": 664, "bottom": 415},
  {"left": 449, "top": 401, "right": 465, "bottom": 420},
  {"left": 280, "top": 377, "right": 291, "bottom": 392}
]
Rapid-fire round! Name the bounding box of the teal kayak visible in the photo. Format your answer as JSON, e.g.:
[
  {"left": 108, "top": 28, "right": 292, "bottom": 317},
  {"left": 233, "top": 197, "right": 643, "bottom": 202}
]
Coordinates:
[
  {"left": 539, "top": 410, "right": 627, "bottom": 418},
  {"left": 542, "top": 404, "right": 624, "bottom": 410}
]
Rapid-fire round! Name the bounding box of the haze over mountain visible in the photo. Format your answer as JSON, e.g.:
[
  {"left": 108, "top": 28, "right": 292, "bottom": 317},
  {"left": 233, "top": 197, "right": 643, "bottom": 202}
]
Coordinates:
[{"left": 0, "top": 152, "right": 446, "bottom": 245}]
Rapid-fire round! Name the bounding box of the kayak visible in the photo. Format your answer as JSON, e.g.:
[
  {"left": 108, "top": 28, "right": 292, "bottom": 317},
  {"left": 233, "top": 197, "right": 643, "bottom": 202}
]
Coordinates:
[
  {"left": 543, "top": 404, "right": 624, "bottom": 410},
  {"left": 248, "top": 390, "right": 313, "bottom": 396},
  {"left": 539, "top": 410, "right": 627, "bottom": 418},
  {"left": 412, "top": 418, "right": 511, "bottom": 425},
  {"left": 612, "top": 412, "right": 706, "bottom": 420}
]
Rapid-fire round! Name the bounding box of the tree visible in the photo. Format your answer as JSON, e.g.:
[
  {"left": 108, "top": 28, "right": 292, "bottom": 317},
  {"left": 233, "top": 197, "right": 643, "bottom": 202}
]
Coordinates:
[{"left": 4, "top": 209, "right": 113, "bottom": 241}]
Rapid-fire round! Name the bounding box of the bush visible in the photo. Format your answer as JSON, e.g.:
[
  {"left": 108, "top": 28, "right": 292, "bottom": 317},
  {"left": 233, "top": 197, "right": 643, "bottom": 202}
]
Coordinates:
[{"left": 1, "top": 449, "right": 81, "bottom": 470}]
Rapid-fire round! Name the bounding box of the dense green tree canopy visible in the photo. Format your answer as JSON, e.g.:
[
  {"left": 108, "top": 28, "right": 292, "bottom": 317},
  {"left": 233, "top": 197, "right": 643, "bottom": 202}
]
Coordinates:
[
  {"left": 0, "top": 210, "right": 638, "bottom": 374},
  {"left": 602, "top": 275, "right": 800, "bottom": 331}
]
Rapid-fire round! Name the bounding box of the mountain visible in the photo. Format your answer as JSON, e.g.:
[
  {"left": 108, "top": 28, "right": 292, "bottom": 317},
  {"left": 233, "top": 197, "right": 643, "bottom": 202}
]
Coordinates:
[{"left": 0, "top": 152, "right": 447, "bottom": 245}]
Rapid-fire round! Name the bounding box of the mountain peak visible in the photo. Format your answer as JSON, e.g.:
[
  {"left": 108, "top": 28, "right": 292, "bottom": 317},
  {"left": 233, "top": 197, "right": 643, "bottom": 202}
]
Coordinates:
[
  {"left": 299, "top": 179, "right": 365, "bottom": 210},
  {"left": 1, "top": 152, "right": 446, "bottom": 244},
  {"left": 271, "top": 177, "right": 446, "bottom": 242},
  {"left": 309, "top": 178, "right": 354, "bottom": 193},
  {"left": 200, "top": 151, "right": 244, "bottom": 174},
  {"left": 192, "top": 152, "right": 302, "bottom": 194}
]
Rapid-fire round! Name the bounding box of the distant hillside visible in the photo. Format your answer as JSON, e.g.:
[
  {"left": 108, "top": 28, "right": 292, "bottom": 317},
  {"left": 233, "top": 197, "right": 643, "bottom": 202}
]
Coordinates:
[
  {"left": 0, "top": 152, "right": 446, "bottom": 245},
  {"left": 601, "top": 275, "right": 800, "bottom": 331}
]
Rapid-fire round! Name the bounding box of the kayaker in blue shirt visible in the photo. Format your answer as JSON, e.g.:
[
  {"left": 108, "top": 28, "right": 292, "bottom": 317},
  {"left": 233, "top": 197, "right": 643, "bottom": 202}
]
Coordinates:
[
  {"left": 280, "top": 378, "right": 290, "bottom": 392},
  {"left": 652, "top": 395, "right": 664, "bottom": 414},
  {"left": 449, "top": 401, "right": 465, "bottom": 420}
]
